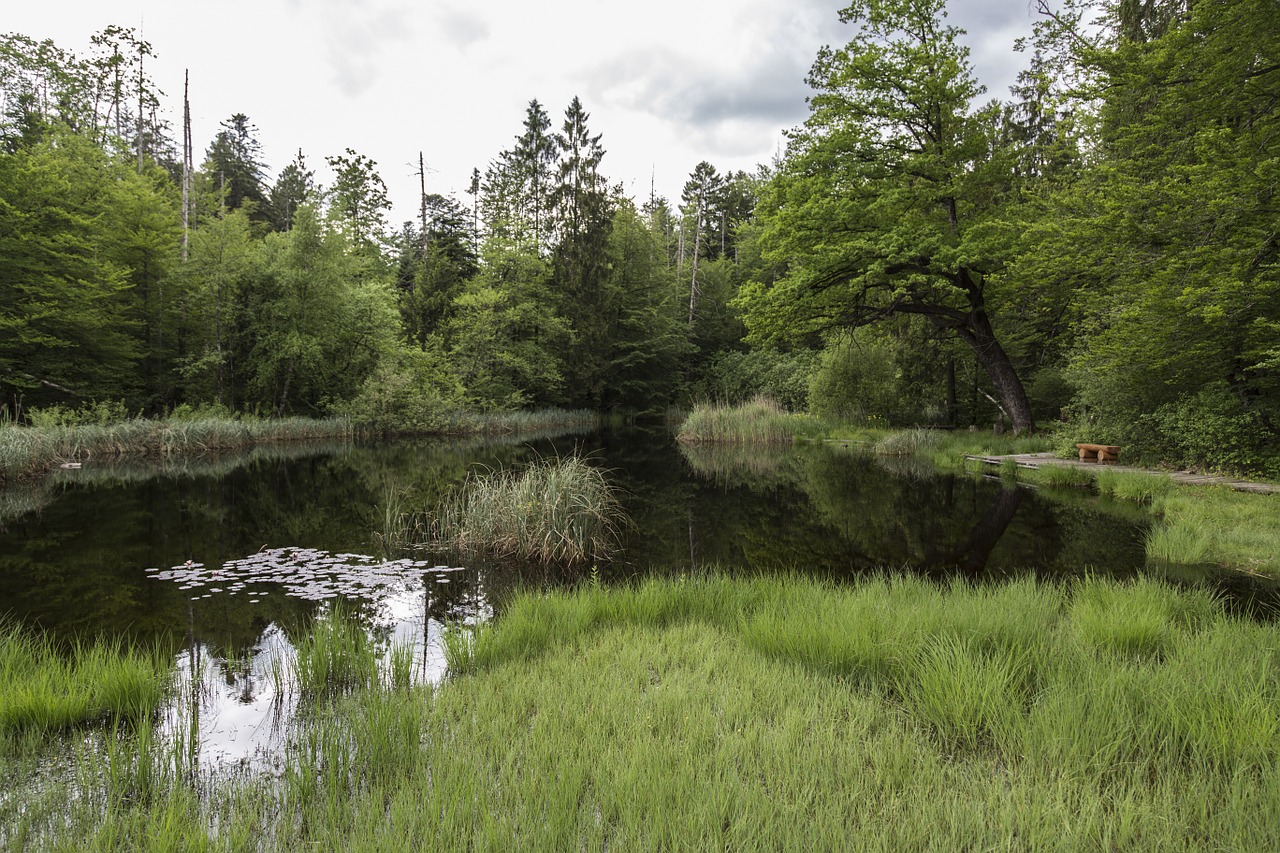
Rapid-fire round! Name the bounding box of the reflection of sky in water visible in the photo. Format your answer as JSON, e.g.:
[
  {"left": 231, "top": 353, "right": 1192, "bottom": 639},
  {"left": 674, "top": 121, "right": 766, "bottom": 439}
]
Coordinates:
[{"left": 150, "top": 549, "right": 482, "bottom": 775}]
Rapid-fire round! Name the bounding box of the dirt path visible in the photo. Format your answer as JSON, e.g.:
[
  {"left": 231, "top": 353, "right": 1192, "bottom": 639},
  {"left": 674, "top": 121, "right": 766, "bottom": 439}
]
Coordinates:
[{"left": 964, "top": 453, "right": 1280, "bottom": 495}]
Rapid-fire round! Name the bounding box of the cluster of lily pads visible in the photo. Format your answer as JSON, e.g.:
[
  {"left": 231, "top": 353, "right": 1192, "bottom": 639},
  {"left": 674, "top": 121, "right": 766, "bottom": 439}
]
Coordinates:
[{"left": 146, "top": 547, "right": 465, "bottom": 602}]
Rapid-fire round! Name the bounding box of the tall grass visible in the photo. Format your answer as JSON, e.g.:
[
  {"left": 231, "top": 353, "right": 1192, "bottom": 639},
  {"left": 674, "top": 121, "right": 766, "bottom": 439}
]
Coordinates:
[
  {"left": 676, "top": 396, "right": 824, "bottom": 445},
  {"left": 1095, "top": 468, "right": 1174, "bottom": 504},
  {"left": 291, "top": 606, "right": 379, "bottom": 696},
  {"left": 0, "top": 415, "right": 360, "bottom": 483},
  {"left": 0, "top": 622, "right": 170, "bottom": 735},
  {"left": 440, "top": 408, "right": 600, "bottom": 437},
  {"left": 873, "top": 427, "right": 944, "bottom": 456},
  {"left": 423, "top": 455, "right": 626, "bottom": 564}
]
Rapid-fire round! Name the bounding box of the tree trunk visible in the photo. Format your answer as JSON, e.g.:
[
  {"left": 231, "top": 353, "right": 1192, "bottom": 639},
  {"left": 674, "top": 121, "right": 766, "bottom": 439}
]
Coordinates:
[{"left": 955, "top": 308, "right": 1036, "bottom": 434}]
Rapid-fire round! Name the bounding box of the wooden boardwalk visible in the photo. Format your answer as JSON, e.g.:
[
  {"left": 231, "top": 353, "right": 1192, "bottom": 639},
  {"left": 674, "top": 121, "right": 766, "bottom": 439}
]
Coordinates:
[{"left": 964, "top": 453, "right": 1280, "bottom": 495}]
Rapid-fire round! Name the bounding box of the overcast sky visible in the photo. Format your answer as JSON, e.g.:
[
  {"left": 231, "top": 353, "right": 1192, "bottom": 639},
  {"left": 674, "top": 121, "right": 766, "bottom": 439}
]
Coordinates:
[{"left": 8, "top": 0, "right": 1041, "bottom": 223}]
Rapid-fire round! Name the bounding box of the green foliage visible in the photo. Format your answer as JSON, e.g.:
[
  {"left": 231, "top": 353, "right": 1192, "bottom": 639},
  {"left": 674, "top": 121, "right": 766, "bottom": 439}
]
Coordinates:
[
  {"left": 0, "top": 132, "right": 143, "bottom": 410},
  {"left": 1136, "top": 387, "right": 1279, "bottom": 476},
  {"left": 334, "top": 345, "right": 464, "bottom": 433},
  {"left": 248, "top": 204, "right": 399, "bottom": 415},
  {"left": 446, "top": 252, "right": 570, "bottom": 411},
  {"left": 696, "top": 347, "right": 816, "bottom": 412},
  {"left": 26, "top": 400, "right": 132, "bottom": 428},
  {"left": 179, "top": 208, "right": 260, "bottom": 408},
  {"left": 808, "top": 331, "right": 904, "bottom": 424},
  {"left": 740, "top": 0, "right": 1040, "bottom": 432}
]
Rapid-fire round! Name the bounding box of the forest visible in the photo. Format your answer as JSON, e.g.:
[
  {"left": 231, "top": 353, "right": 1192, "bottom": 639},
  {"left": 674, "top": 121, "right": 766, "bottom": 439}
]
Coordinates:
[{"left": 1, "top": 0, "right": 1277, "bottom": 475}]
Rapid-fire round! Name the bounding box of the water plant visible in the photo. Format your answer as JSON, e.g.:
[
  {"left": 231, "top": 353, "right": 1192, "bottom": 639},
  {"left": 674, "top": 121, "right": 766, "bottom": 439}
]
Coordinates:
[
  {"left": 290, "top": 605, "right": 379, "bottom": 696},
  {"left": 425, "top": 455, "right": 626, "bottom": 564}
]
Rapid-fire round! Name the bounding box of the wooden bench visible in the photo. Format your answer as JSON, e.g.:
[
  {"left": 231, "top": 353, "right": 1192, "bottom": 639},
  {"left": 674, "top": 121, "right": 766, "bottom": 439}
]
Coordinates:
[{"left": 1076, "top": 443, "right": 1121, "bottom": 464}]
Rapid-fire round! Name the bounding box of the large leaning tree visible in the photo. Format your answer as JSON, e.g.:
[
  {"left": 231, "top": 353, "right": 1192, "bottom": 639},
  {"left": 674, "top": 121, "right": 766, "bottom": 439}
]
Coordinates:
[{"left": 739, "top": 0, "right": 1037, "bottom": 432}]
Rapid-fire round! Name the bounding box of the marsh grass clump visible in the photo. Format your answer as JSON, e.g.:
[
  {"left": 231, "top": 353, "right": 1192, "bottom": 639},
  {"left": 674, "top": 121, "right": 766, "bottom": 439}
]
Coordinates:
[
  {"left": 1095, "top": 469, "right": 1173, "bottom": 504},
  {"left": 427, "top": 455, "right": 625, "bottom": 564},
  {"left": 1024, "top": 463, "right": 1095, "bottom": 489},
  {"left": 677, "top": 396, "right": 821, "bottom": 445},
  {"left": 1069, "top": 576, "right": 1216, "bottom": 658},
  {"left": 1145, "top": 522, "right": 1215, "bottom": 567},
  {"left": 896, "top": 635, "right": 1030, "bottom": 751},
  {"left": 873, "top": 428, "right": 943, "bottom": 457},
  {"left": 0, "top": 623, "right": 169, "bottom": 735},
  {"left": 291, "top": 606, "right": 379, "bottom": 696}
]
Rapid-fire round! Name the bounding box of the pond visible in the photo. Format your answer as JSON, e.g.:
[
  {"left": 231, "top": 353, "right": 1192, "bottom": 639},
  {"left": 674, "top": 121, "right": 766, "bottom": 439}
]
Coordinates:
[{"left": 1, "top": 426, "right": 1274, "bottom": 773}]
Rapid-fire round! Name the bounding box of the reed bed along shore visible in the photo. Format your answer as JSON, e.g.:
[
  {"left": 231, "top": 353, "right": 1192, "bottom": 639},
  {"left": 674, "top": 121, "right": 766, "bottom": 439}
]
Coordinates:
[
  {"left": 6, "top": 573, "right": 1279, "bottom": 850},
  {"left": 676, "top": 397, "right": 826, "bottom": 445},
  {"left": 0, "top": 415, "right": 361, "bottom": 483},
  {"left": 439, "top": 407, "right": 599, "bottom": 437},
  {"left": 0, "top": 408, "right": 600, "bottom": 484}
]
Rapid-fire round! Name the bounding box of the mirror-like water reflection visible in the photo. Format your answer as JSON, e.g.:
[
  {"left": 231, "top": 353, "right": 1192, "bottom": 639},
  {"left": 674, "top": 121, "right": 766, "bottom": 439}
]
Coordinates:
[{"left": 3, "top": 427, "right": 1277, "bottom": 775}]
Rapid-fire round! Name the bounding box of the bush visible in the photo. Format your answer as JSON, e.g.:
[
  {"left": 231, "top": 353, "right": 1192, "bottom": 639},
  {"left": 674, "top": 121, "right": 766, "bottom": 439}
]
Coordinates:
[
  {"left": 26, "top": 400, "right": 132, "bottom": 428},
  {"left": 695, "top": 349, "right": 817, "bottom": 412},
  {"left": 809, "top": 333, "right": 900, "bottom": 423},
  {"left": 1136, "top": 388, "right": 1279, "bottom": 476},
  {"left": 335, "top": 346, "right": 464, "bottom": 433}
]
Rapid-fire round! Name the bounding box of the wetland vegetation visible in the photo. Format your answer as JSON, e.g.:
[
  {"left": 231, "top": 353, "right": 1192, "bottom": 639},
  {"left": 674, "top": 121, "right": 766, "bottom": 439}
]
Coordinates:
[
  {"left": 4, "top": 0, "right": 1279, "bottom": 845},
  {"left": 5, "top": 574, "right": 1280, "bottom": 850}
]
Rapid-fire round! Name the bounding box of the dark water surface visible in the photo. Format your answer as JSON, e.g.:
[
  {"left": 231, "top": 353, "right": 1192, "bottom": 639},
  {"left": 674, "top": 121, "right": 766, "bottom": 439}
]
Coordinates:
[
  {"left": 2, "top": 427, "right": 1274, "bottom": 770},
  {"left": 2, "top": 428, "right": 1157, "bottom": 641}
]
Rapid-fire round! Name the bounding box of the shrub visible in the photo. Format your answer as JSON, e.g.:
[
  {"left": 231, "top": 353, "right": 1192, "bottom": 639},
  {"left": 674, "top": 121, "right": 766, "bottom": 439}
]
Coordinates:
[
  {"left": 334, "top": 346, "right": 464, "bottom": 433},
  {"left": 26, "top": 400, "right": 132, "bottom": 428}
]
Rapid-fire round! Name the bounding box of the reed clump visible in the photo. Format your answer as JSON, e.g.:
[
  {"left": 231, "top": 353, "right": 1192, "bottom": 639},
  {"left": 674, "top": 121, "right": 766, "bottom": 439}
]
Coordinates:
[
  {"left": 873, "top": 427, "right": 944, "bottom": 456},
  {"left": 1095, "top": 468, "right": 1173, "bottom": 504},
  {"left": 677, "top": 396, "right": 823, "bottom": 445},
  {"left": 291, "top": 606, "right": 380, "bottom": 696},
  {"left": 425, "top": 455, "right": 625, "bottom": 565}
]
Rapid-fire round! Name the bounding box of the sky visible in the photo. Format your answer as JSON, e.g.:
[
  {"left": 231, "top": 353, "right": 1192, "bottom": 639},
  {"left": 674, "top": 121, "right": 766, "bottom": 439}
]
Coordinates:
[{"left": 7, "top": 0, "right": 1042, "bottom": 224}]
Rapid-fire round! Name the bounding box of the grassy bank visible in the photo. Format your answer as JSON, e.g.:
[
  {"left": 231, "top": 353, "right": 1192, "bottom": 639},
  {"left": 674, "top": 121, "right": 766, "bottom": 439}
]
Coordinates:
[
  {"left": 1010, "top": 461, "right": 1280, "bottom": 576},
  {"left": 0, "top": 408, "right": 600, "bottom": 484},
  {"left": 8, "top": 573, "right": 1280, "bottom": 849},
  {"left": 856, "top": 427, "right": 1280, "bottom": 577}
]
